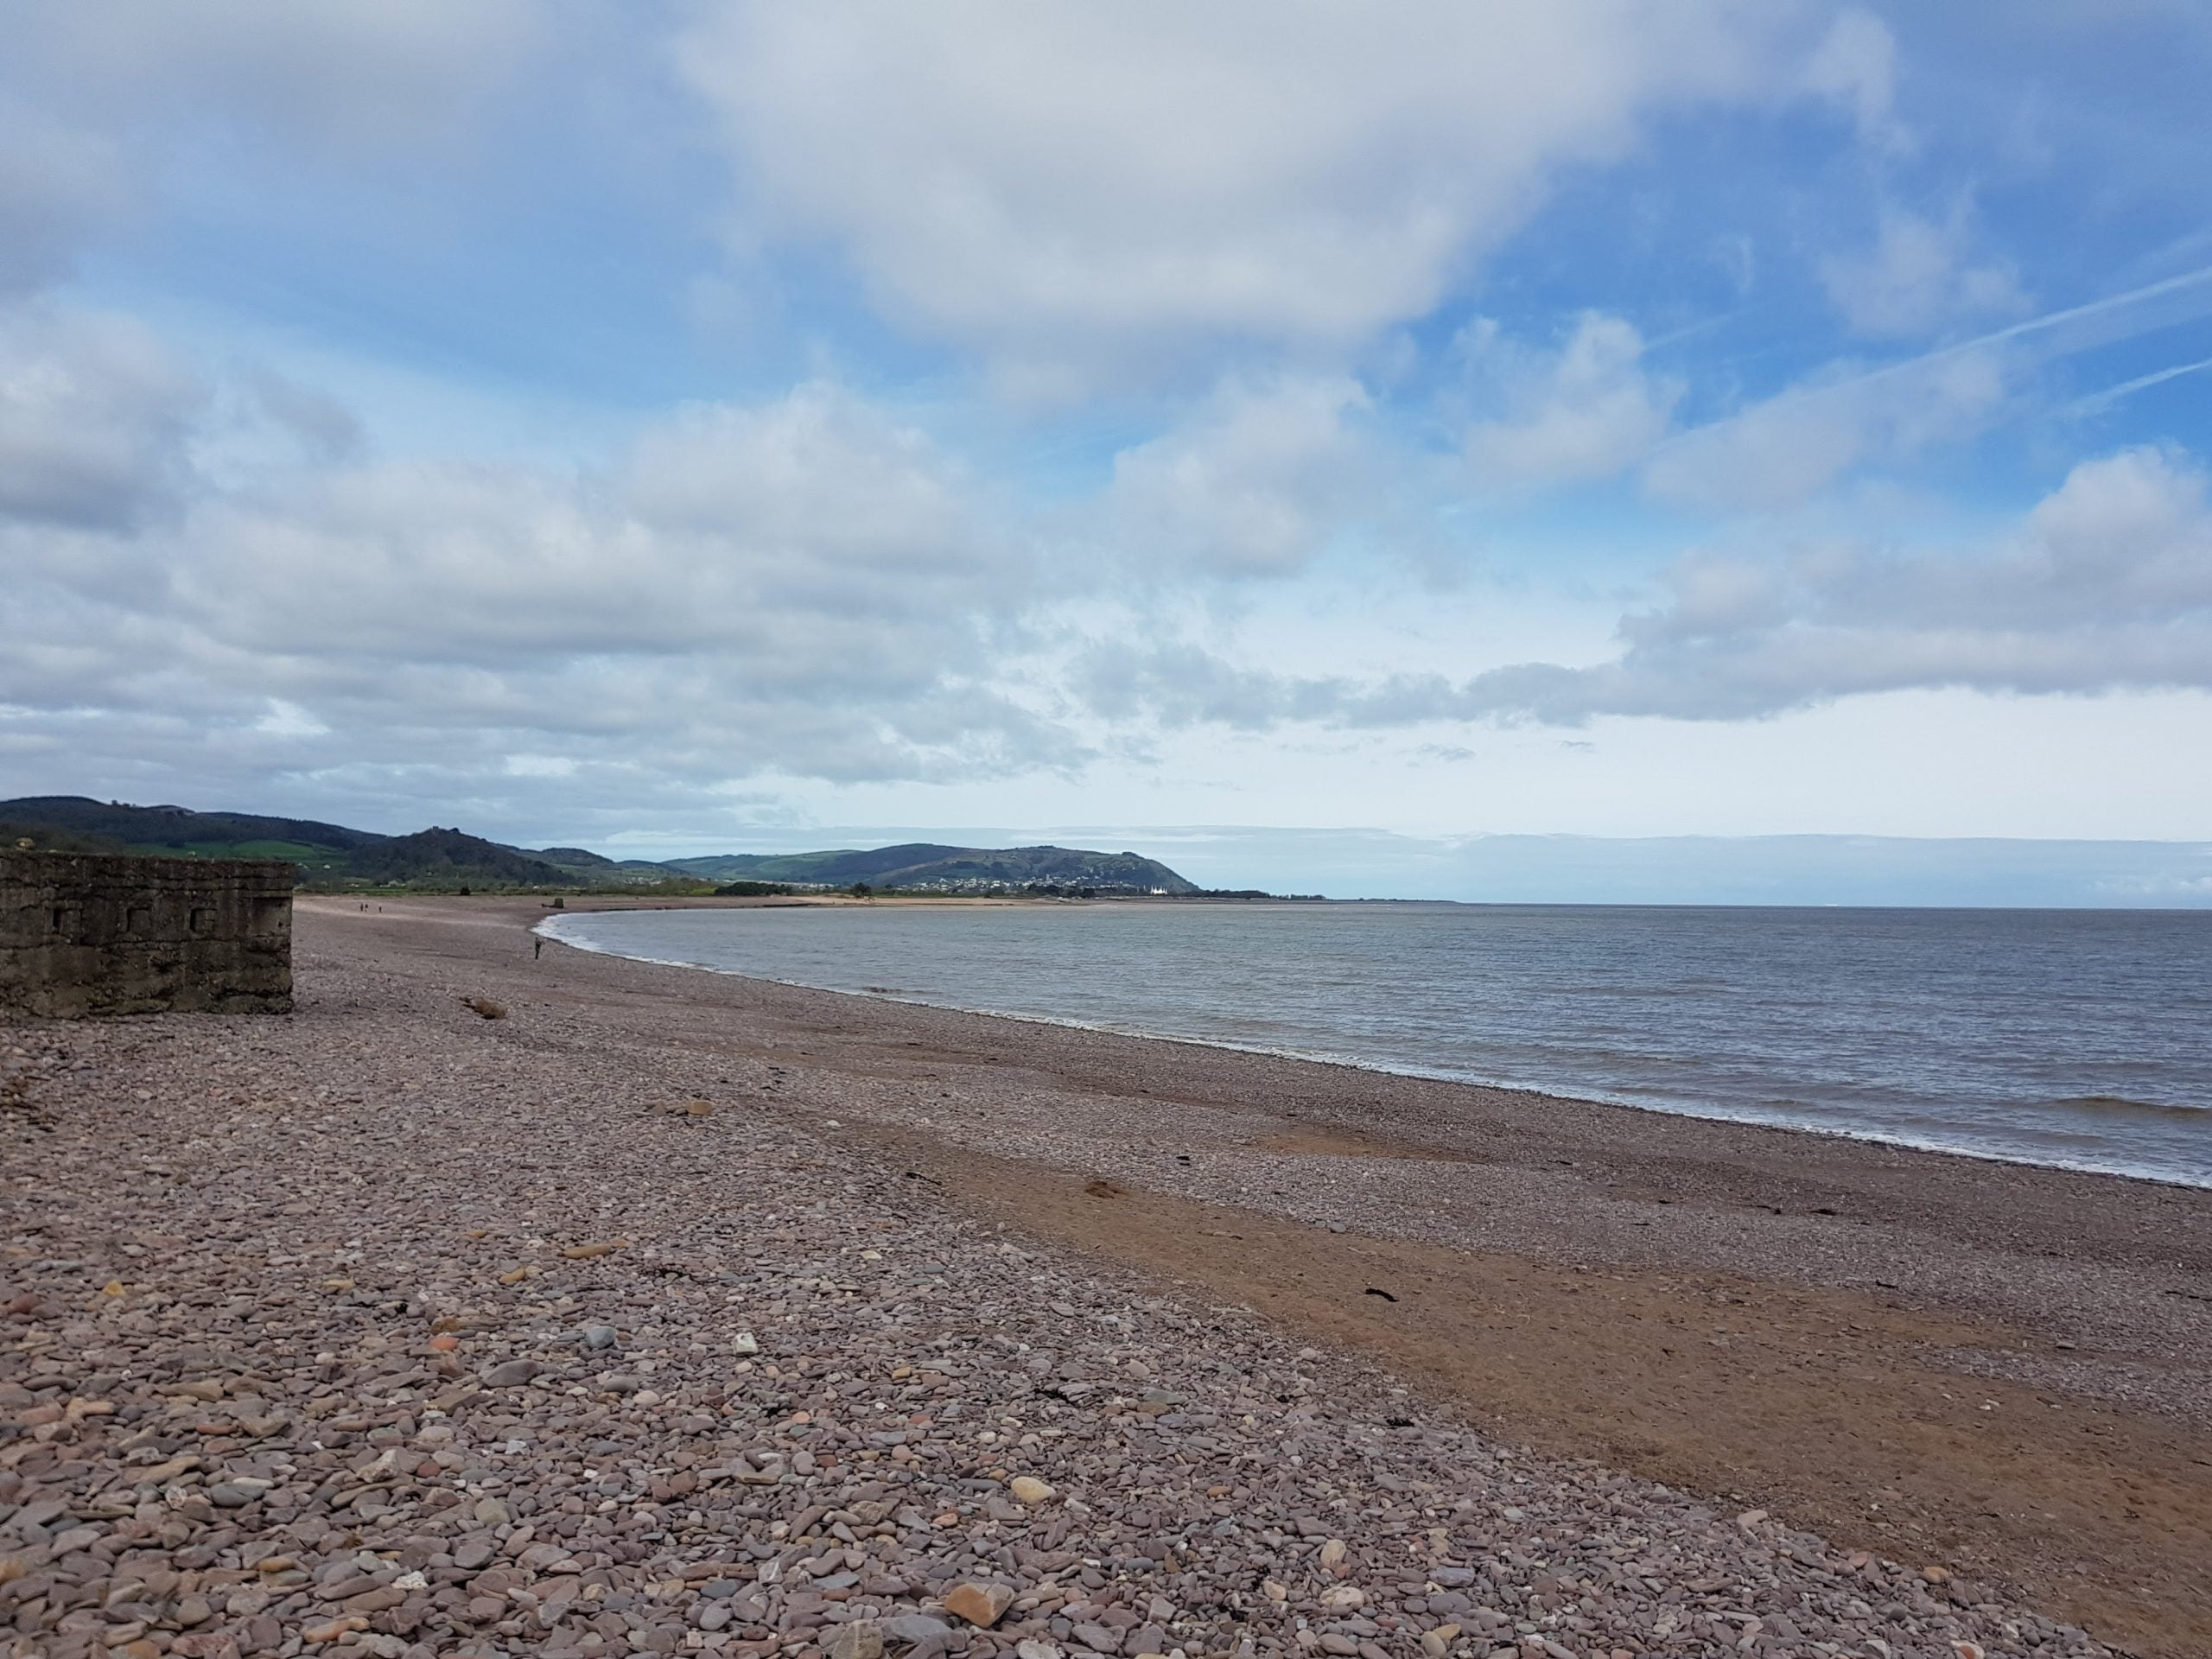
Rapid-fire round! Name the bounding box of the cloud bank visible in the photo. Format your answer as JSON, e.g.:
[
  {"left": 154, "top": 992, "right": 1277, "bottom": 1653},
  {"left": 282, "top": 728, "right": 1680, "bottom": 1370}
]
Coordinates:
[
  {"left": 1469, "top": 446, "right": 2212, "bottom": 721},
  {"left": 1082, "top": 447, "right": 2212, "bottom": 729},
  {"left": 1, "top": 373, "right": 1065, "bottom": 821},
  {"left": 1, "top": 3, "right": 2209, "bottom": 843},
  {"left": 677, "top": 1, "right": 1807, "bottom": 391}
]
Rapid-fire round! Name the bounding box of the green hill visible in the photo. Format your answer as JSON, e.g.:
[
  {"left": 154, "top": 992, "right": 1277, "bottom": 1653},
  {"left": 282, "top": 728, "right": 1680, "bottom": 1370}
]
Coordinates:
[
  {"left": 671, "top": 842, "right": 972, "bottom": 883},
  {"left": 342, "top": 828, "right": 582, "bottom": 889},
  {"left": 0, "top": 796, "right": 378, "bottom": 870},
  {"left": 671, "top": 842, "right": 1197, "bottom": 893},
  {"left": 531, "top": 846, "right": 699, "bottom": 887},
  {"left": 535, "top": 844, "right": 617, "bottom": 868},
  {"left": 0, "top": 818, "right": 130, "bottom": 855},
  {"left": 0, "top": 798, "right": 592, "bottom": 890}
]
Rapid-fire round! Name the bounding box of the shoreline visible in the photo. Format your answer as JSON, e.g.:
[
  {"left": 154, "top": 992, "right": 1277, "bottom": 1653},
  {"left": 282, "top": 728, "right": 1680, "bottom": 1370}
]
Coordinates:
[
  {"left": 3, "top": 893, "right": 2205, "bottom": 1658},
  {"left": 539, "top": 903, "right": 2212, "bottom": 1196},
  {"left": 359, "top": 897, "right": 2212, "bottom": 1650}
]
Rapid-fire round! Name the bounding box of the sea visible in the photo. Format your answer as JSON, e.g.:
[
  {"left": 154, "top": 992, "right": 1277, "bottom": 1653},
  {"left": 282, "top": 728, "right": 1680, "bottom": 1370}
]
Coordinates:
[{"left": 542, "top": 901, "right": 2212, "bottom": 1188}]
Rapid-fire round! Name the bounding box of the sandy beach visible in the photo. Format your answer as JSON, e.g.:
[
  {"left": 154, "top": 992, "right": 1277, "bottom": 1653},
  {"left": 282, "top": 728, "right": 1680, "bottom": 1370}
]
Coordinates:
[{"left": 3, "top": 895, "right": 2208, "bottom": 1659}]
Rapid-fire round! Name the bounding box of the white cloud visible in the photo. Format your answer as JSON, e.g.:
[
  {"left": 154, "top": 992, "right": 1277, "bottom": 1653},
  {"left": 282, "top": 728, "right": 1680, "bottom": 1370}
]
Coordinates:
[
  {"left": 7, "top": 1, "right": 543, "bottom": 155},
  {"left": 0, "top": 107, "right": 131, "bottom": 298},
  {"left": 0, "top": 1, "right": 550, "bottom": 300},
  {"left": 676, "top": 1, "right": 1808, "bottom": 387},
  {"left": 147, "top": 384, "right": 1025, "bottom": 671},
  {"left": 1470, "top": 445, "right": 2212, "bottom": 720},
  {"left": 1820, "top": 201, "right": 2026, "bottom": 339},
  {"left": 1643, "top": 343, "right": 2012, "bottom": 512},
  {"left": 504, "top": 753, "right": 577, "bottom": 779},
  {"left": 0, "top": 376, "right": 1069, "bottom": 810},
  {"left": 625, "top": 393, "right": 985, "bottom": 580},
  {"left": 254, "top": 700, "right": 329, "bottom": 738},
  {"left": 1107, "top": 374, "right": 1375, "bottom": 576},
  {"left": 1461, "top": 312, "right": 1680, "bottom": 489},
  {"left": 1802, "top": 8, "right": 1909, "bottom": 153},
  {"left": 0, "top": 303, "right": 204, "bottom": 529},
  {"left": 1646, "top": 260, "right": 2212, "bottom": 512},
  {"left": 246, "top": 372, "right": 365, "bottom": 464},
  {"left": 1062, "top": 447, "right": 2212, "bottom": 732}
]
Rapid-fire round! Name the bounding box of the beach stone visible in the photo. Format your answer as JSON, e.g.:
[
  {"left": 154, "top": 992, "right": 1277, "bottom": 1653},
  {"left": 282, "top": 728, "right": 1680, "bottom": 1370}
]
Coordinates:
[
  {"left": 0, "top": 909, "right": 2136, "bottom": 1659},
  {"left": 885, "top": 1614, "right": 954, "bottom": 1645},
  {"left": 943, "top": 1581, "right": 1016, "bottom": 1627}
]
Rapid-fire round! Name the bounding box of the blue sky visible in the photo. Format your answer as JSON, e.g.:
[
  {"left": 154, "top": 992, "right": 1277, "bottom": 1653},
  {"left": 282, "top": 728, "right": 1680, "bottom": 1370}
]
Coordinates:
[{"left": 3, "top": 3, "right": 2210, "bottom": 894}]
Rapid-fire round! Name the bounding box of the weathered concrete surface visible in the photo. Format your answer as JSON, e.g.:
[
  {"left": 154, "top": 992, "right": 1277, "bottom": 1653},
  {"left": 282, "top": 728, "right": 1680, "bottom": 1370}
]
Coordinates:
[{"left": 0, "top": 850, "right": 292, "bottom": 1017}]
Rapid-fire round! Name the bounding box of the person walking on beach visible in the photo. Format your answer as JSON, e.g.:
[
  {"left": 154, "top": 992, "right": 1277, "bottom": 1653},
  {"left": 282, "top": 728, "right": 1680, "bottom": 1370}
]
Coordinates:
[{"left": 534, "top": 936, "right": 543, "bottom": 959}]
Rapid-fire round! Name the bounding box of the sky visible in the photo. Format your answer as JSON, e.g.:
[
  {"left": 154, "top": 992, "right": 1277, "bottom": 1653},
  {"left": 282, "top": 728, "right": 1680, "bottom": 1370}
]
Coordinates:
[{"left": 3, "top": 3, "right": 2210, "bottom": 898}]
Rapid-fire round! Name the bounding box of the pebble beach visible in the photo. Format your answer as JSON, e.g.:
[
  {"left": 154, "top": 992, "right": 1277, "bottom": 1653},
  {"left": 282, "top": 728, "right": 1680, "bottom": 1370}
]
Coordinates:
[{"left": 3, "top": 897, "right": 2205, "bottom": 1659}]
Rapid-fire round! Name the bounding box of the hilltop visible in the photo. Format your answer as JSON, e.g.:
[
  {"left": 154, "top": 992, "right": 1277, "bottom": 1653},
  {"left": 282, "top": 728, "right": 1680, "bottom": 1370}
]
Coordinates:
[
  {"left": 0, "top": 799, "right": 589, "bottom": 891},
  {"left": 0, "top": 795, "right": 382, "bottom": 871}
]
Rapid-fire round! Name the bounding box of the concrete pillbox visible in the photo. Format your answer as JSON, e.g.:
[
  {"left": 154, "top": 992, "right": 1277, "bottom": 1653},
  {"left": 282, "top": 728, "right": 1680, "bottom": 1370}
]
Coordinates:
[{"left": 0, "top": 850, "right": 294, "bottom": 1018}]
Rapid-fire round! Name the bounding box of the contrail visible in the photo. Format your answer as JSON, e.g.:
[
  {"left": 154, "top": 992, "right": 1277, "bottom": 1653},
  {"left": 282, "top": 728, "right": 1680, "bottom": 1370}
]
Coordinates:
[
  {"left": 1942, "top": 259, "right": 2212, "bottom": 362},
  {"left": 1655, "top": 257, "right": 2212, "bottom": 448},
  {"left": 2067, "top": 354, "right": 2212, "bottom": 416}
]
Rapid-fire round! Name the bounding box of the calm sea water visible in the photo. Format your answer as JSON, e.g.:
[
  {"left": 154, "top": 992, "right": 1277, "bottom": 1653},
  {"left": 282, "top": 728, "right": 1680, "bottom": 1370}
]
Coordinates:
[{"left": 543, "top": 902, "right": 2212, "bottom": 1187}]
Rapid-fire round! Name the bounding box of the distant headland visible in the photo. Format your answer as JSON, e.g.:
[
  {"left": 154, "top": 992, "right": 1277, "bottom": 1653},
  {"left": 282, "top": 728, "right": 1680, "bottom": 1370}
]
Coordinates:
[{"left": 0, "top": 795, "right": 1313, "bottom": 899}]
